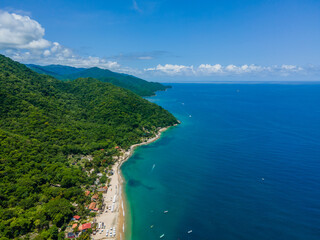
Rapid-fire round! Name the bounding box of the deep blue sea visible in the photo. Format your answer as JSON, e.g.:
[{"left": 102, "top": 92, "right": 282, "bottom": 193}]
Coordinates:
[{"left": 122, "top": 83, "right": 320, "bottom": 240}]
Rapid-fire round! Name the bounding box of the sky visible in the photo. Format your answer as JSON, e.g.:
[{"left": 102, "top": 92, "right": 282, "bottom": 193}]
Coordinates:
[{"left": 0, "top": 0, "right": 320, "bottom": 82}]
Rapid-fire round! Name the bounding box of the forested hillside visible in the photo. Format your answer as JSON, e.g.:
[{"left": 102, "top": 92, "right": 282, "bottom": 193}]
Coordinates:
[
  {"left": 27, "top": 64, "right": 169, "bottom": 96},
  {"left": 0, "top": 55, "right": 177, "bottom": 239}
]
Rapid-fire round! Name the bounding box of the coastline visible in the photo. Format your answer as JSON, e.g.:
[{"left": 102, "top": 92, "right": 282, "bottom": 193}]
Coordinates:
[
  {"left": 92, "top": 125, "right": 176, "bottom": 240},
  {"left": 116, "top": 126, "right": 174, "bottom": 240}
]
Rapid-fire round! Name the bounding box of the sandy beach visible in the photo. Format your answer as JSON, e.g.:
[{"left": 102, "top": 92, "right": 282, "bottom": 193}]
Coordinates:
[{"left": 92, "top": 126, "right": 172, "bottom": 240}]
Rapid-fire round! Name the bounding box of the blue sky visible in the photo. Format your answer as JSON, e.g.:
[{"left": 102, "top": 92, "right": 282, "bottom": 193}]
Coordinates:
[{"left": 0, "top": 0, "right": 319, "bottom": 82}]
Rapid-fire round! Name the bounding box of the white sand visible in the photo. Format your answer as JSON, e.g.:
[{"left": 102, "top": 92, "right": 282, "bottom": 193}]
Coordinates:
[{"left": 92, "top": 127, "right": 173, "bottom": 240}]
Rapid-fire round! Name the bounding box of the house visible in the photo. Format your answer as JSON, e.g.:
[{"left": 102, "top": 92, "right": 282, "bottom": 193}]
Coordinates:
[
  {"left": 85, "top": 190, "right": 90, "bottom": 196},
  {"left": 72, "top": 223, "right": 78, "bottom": 229},
  {"left": 73, "top": 215, "right": 81, "bottom": 221},
  {"left": 97, "top": 186, "right": 108, "bottom": 192},
  {"left": 91, "top": 194, "right": 99, "bottom": 201},
  {"left": 79, "top": 223, "right": 92, "bottom": 232},
  {"left": 67, "top": 232, "right": 75, "bottom": 238},
  {"left": 89, "top": 202, "right": 96, "bottom": 210}
]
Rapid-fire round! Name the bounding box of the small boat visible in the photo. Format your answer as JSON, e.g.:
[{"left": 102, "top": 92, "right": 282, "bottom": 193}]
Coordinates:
[
  {"left": 163, "top": 210, "right": 168, "bottom": 213},
  {"left": 150, "top": 225, "right": 154, "bottom": 228},
  {"left": 189, "top": 115, "right": 192, "bottom": 118},
  {"left": 262, "top": 178, "right": 264, "bottom": 181},
  {"left": 160, "top": 234, "right": 165, "bottom": 238},
  {"left": 188, "top": 230, "right": 192, "bottom": 234}
]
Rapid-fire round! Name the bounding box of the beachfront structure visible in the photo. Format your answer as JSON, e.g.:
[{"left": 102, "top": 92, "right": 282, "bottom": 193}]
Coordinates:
[
  {"left": 72, "top": 215, "right": 81, "bottom": 221},
  {"left": 79, "top": 223, "right": 92, "bottom": 232},
  {"left": 97, "top": 186, "right": 108, "bottom": 192},
  {"left": 89, "top": 202, "right": 96, "bottom": 210},
  {"left": 91, "top": 194, "right": 99, "bottom": 201}
]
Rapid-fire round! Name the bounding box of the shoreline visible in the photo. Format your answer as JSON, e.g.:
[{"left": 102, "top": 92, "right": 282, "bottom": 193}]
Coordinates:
[
  {"left": 116, "top": 126, "right": 174, "bottom": 240},
  {"left": 92, "top": 125, "right": 176, "bottom": 240}
]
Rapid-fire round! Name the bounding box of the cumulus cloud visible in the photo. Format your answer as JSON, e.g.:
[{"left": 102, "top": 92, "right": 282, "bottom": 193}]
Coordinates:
[
  {"left": 0, "top": 11, "right": 120, "bottom": 70},
  {"left": 145, "top": 64, "right": 195, "bottom": 76},
  {"left": 144, "top": 63, "right": 304, "bottom": 77},
  {"left": 198, "top": 64, "right": 223, "bottom": 74},
  {"left": 0, "top": 11, "right": 51, "bottom": 49}
]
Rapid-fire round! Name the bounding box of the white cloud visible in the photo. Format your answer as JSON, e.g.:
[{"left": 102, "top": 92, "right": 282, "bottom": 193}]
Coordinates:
[
  {"left": 144, "top": 63, "right": 304, "bottom": 77},
  {"left": 0, "top": 11, "right": 50, "bottom": 49},
  {"left": 0, "top": 11, "right": 120, "bottom": 70},
  {"left": 145, "top": 64, "right": 195, "bottom": 75},
  {"left": 198, "top": 64, "right": 223, "bottom": 74},
  {"left": 9, "top": 48, "right": 120, "bottom": 69}
]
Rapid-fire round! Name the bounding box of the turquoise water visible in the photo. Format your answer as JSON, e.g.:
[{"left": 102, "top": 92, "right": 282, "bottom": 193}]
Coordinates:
[{"left": 122, "top": 83, "right": 320, "bottom": 240}]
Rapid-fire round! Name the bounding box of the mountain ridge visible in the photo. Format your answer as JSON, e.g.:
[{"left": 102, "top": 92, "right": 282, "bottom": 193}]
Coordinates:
[{"left": 27, "top": 64, "right": 169, "bottom": 96}]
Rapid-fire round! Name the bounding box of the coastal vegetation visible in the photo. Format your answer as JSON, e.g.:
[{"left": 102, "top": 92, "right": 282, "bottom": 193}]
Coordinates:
[
  {"left": 0, "top": 54, "right": 177, "bottom": 239},
  {"left": 27, "top": 64, "right": 169, "bottom": 97}
]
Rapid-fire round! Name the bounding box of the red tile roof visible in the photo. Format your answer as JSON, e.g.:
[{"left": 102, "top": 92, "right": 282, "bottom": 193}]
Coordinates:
[
  {"left": 89, "top": 202, "right": 96, "bottom": 210},
  {"left": 91, "top": 194, "right": 99, "bottom": 200},
  {"left": 85, "top": 190, "right": 90, "bottom": 196},
  {"left": 72, "top": 223, "right": 78, "bottom": 229},
  {"left": 82, "top": 223, "right": 92, "bottom": 230},
  {"left": 73, "top": 215, "right": 81, "bottom": 220}
]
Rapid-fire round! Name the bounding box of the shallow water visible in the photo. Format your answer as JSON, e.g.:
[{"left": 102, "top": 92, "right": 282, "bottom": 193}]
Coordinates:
[{"left": 122, "top": 83, "right": 320, "bottom": 240}]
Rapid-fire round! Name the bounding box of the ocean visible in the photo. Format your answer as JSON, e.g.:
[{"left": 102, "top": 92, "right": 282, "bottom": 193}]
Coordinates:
[{"left": 121, "top": 83, "right": 320, "bottom": 240}]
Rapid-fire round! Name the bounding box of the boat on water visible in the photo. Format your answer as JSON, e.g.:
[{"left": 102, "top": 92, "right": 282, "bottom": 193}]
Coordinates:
[
  {"left": 189, "top": 115, "right": 192, "bottom": 117},
  {"left": 188, "top": 230, "right": 192, "bottom": 234},
  {"left": 160, "top": 234, "right": 165, "bottom": 238},
  {"left": 163, "top": 210, "right": 168, "bottom": 213},
  {"left": 150, "top": 225, "right": 154, "bottom": 228}
]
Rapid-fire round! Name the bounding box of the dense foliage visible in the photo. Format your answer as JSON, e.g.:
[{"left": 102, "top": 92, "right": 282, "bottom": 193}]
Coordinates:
[
  {"left": 27, "top": 64, "right": 169, "bottom": 96},
  {"left": 0, "top": 55, "right": 177, "bottom": 239}
]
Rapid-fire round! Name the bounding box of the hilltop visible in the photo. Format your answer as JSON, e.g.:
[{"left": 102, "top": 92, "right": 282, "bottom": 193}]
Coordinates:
[{"left": 27, "top": 64, "right": 169, "bottom": 96}]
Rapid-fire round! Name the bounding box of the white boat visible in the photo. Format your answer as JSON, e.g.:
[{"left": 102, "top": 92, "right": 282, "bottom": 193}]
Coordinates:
[
  {"left": 160, "top": 234, "right": 165, "bottom": 238},
  {"left": 188, "top": 230, "right": 192, "bottom": 234},
  {"left": 163, "top": 210, "right": 168, "bottom": 213},
  {"left": 189, "top": 115, "right": 192, "bottom": 117}
]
